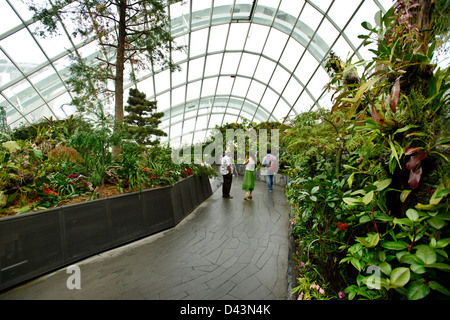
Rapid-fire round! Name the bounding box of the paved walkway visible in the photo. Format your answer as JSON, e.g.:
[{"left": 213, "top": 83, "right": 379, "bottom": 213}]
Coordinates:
[{"left": 0, "top": 176, "right": 291, "bottom": 300}]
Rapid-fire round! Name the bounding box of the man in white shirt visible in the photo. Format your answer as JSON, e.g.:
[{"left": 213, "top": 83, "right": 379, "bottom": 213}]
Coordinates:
[
  {"left": 221, "top": 149, "right": 233, "bottom": 199},
  {"left": 262, "top": 149, "right": 277, "bottom": 192}
]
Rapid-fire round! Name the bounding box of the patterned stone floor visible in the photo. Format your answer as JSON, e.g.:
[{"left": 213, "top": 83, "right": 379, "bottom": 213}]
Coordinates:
[{"left": 0, "top": 176, "right": 291, "bottom": 300}]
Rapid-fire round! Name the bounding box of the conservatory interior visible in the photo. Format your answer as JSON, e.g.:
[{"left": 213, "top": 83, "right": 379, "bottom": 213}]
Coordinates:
[{"left": 0, "top": 0, "right": 449, "bottom": 301}]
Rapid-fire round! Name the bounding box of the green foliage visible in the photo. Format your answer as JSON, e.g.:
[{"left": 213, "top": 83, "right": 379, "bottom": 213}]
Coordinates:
[
  {"left": 1, "top": 105, "right": 215, "bottom": 216},
  {"left": 124, "top": 88, "right": 167, "bottom": 146},
  {"left": 286, "top": 2, "right": 449, "bottom": 300}
]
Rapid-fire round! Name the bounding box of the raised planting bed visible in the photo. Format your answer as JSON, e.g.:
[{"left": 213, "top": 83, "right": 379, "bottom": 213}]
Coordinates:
[{"left": 0, "top": 175, "right": 212, "bottom": 291}]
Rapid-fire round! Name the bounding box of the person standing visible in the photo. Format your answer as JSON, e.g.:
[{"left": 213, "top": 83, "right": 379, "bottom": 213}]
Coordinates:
[
  {"left": 262, "top": 149, "right": 277, "bottom": 192},
  {"left": 242, "top": 152, "right": 256, "bottom": 200},
  {"left": 221, "top": 149, "right": 233, "bottom": 199}
]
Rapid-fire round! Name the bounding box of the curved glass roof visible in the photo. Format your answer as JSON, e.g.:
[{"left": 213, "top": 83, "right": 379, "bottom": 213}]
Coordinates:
[{"left": 0, "top": 0, "right": 397, "bottom": 147}]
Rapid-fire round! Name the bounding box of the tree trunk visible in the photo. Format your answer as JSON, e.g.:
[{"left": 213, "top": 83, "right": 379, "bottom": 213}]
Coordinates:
[
  {"left": 411, "top": 0, "right": 436, "bottom": 51},
  {"left": 113, "top": 0, "right": 127, "bottom": 156}
]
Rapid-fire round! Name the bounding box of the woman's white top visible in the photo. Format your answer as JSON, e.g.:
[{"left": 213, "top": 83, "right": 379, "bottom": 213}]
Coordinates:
[{"left": 245, "top": 158, "right": 256, "bottom": 171}]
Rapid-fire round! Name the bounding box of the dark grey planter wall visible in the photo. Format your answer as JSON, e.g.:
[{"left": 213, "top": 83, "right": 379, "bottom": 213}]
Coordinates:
[{"left": 0, "top": 175, "right": 212, "bottom": 292}]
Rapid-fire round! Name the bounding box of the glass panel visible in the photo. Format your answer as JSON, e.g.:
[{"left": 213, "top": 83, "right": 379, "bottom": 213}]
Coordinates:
[
  {"left": 307, "top": 68, "right": 328, "bottom": 97},
  {"left": 254, "top": 58, "right": 276, "bottom": 84},
  {"left": 52, "top": 55, "right": 76, "bottom": 79},
  {"left": 232, "top": 76, "right": 251, "bottom": 98},
  {"left": 238, "top": 53, "right": 259, "bottom": 77},
  {"left": 223, "top": 113, "right": 237, "bottom": 124},
  {"left": 269, "top": 65, "right": 290, "bottom": 93},
  {"left": 201, "top": 77, "right": 218, "bottom": 97},
  {"left": 345, "top": 1, "right": 380, "bottom": 51},
  {"left": 9, "top": 0, "right": 35, "bottom": 21},
  {"left": 136, "top": 76, "right": 155, "bottom": 98},
  {"left": 172, "top": 35, "right": 189, "bottom": 62},
  {"left": 331, "top": 36, "right": 355, "bottom": 61},
  {"left": 299, "top": 3, "right": 322, "bottom": 32},
  {"left": 181, "top": 132, "right": 193, "bottom": 145},
  {"left": 204, "top": 53, "right": 222, "bottom": 77},
  {"left": 313, "top": 0, "right": 334, "bottom": 13},
  {"left": 244, "top": 24, "right": 268, "bottom": 53},
  {"left": 293, "top": 92, "right": 314, "bottom": 114},
  {"left": 171, "top": 121, "right": 183, "bottom": 138},
  {"left": 315, "top": 18, "right": 339, "bottom": 48},
  {"left": 0, "top": 50, "right": 22, "bottom": 86},
  {"left": 187, "top": 80, "right": 202, "bottom": 101},
  {"left": 188, "top": 56, "right": 205, "bottom": 81},
  {"left": 246, "top": 80, "right": 265, "bottom": 103},
  {"left": 189, "top": 28, "right": 208, "bottom": 57},
  {"left": 317, "top": 90, "right": 333, "bottom": 109},
  {"left": 216, "top": 76, "right": 233, "bottom": 96},
  {"left": 183, "top": 117, "right": 196, "bottom": 132},
  {"left": 29, "top": 21, "right": 74, "bottom": 60},
  {"left": 260, "top": 88, "right": 278, "bottom": 111},
  {"left": 193, "top": 0, "right": 212, "bottom": 12},
  {"left": 272, "top": 99, "right": 290, "bottom": 120},
  {"left": 280, "top": 37, "right": 305, "bottom": 71},
  {"left": 1, "top": 28, "right": 47, "bottom": 66},
  {"left": 278, "top": 0, "right": 304, "bottom": 20},
  {"left": 172, "top": 62, "right": 187, "bottom": 86},
  {"left": 283, "top": 78, "right": 303, "bottom": 106},
  {"left": 221, "top": 52, "right": 240, "bottom": 75},
  {"left": 170, "top": 107, "right": 184, "bottom": 122},
  {"left": 154, "top": 70, "right": 170, "bottom": 94},
  {"left": 209, "top": 113, "right": 224, "bottom": 129},
  {"left": 226, "top": 24, "right": 249, "bottom": 51},
  {"left": 207, "top": 25, "right": 228, "bottom": 53},
  {"left": 171, "top": 85, "right": 186, "bottom": 107},
  {"left": 294, "top": 50, "right": 317, "bottom": 84},
  {"left": 193, "top": 127, "right": 207, "bottom": 143},
  {"left": 328, "top": 0, "right": 362, "bottom": 30},
  {"left": 51, "top": 92, "right": 74, "bottom": 119},
  {"left": 28, "top": 65, "right": 64, "bottom": 101},
  {"left": 0, "top": 0, "right": 21, "bottom": 34},
  {"left": 156, "top": 91, "right": 171, "bottom": 113},
  {"left": 24, "top": 105, "right": 54, "bottom": 124},
  {"left": 262, "top": 28, "right": 289, "bottom": 61}
]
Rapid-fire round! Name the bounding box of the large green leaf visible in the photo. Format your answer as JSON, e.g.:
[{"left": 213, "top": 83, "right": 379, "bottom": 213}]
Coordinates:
[
  {"left": 362, "top": 190, "right": 374, "bottom": 204},
  {"left": 390, "top": 267, "right": 410, "bottom": 288},
  {"left": 407, "top": 280, "right": 430, "bottom": 300},
  {"left": 381, "top": 241, "right": 409, "bottom": 250},
  {"left": 429, "top": 281, "right": 450, "bottom": 296},
  {"left": 406, "top": 208, "right": 419, "bottom": 222},
  {"left": 426, "top": 263, "right": 450, "bottom": 271},
  {"left": 416, "top": 246, "right": 437, "bottom": 265},
  {"left": 343, "top": 197, "right": 364, "bottom": 206},
  {"left": 427, "top": 217, "right": 445, "bottom": 230}
]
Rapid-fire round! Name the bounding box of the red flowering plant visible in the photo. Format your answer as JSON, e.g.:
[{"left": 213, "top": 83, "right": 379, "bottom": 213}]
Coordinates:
[
  {"left": 35, "top": 182, "right": 61, "bottom": 208},
  {"left": 337, "top": 222, "right": 348, "bottom": 231}
]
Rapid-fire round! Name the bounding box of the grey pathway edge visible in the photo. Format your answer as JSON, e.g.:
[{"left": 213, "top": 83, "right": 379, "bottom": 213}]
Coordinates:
[{"left": 0, "top": 176, "right": 291, "bottom": 300}]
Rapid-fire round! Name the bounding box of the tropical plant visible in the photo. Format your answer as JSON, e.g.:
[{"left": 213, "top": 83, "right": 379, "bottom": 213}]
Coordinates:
[
  {"left": 124, "top": 88, "right": 167, "bottom": 146},
  {"left": 327, "top": 1, "right": 450, "bottom": 300},
  {"left": 27, "top": 0, "right": 184, "bottom": 123},
  {"left": 286, "top": 0, "right": 449, "bottom": 300}
]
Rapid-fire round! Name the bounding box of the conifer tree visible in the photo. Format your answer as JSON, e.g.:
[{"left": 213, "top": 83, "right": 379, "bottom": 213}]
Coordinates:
[{"left": 124, "top": 88, "right": 166, "bottom": 146}]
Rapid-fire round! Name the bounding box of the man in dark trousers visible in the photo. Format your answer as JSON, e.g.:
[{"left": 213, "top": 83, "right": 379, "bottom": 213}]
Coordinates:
[{"left": 221, "top": 149, "right": 233, "bottom": 198}]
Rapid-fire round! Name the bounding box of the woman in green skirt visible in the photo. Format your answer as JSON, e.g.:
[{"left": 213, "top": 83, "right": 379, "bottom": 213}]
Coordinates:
[{"left": 242, "top": 152, "right": 256, "bottom": 200}]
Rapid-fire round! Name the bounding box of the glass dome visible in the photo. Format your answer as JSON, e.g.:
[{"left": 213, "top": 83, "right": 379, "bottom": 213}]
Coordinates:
[{"left": 0, "top": 0, "right": 397, "bottom": 147}]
